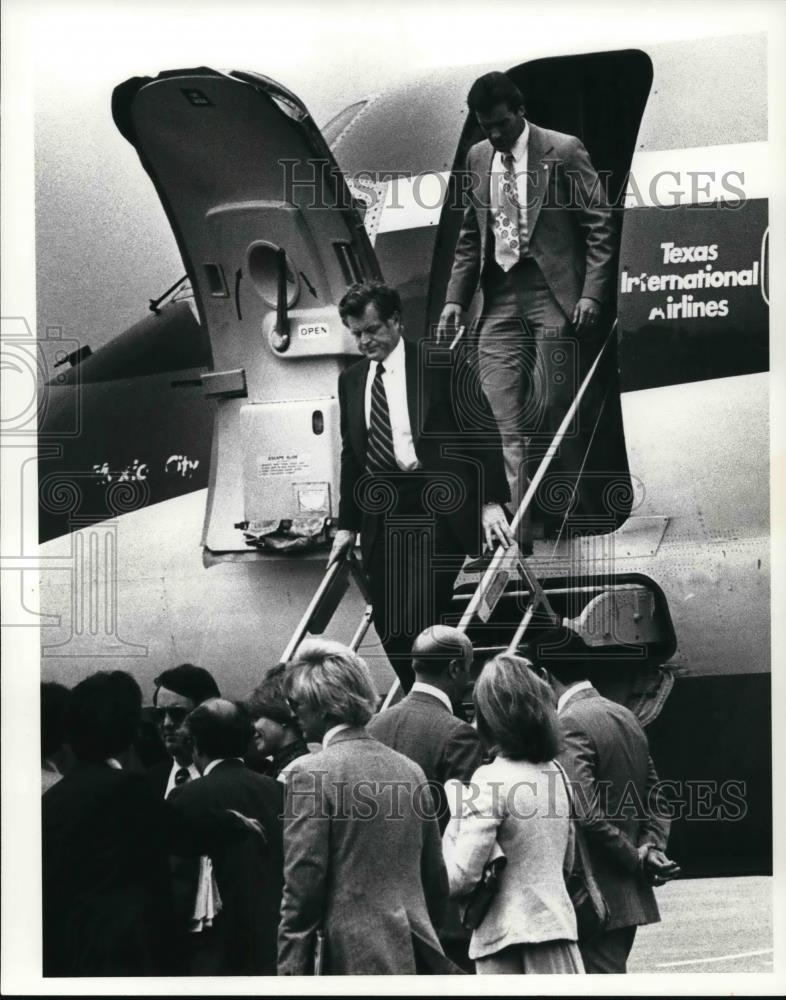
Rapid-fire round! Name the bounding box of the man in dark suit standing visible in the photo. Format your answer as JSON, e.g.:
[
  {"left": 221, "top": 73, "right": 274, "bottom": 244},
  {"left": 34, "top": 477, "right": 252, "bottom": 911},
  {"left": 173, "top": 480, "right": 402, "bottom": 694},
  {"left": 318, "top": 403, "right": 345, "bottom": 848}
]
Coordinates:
[
  {"left": 147, "top": 663, "right": 221, "bottom": 799},
  {"left": 438, "top": 72, "right": 616, "bottom": 544},
  {"left": 536, "top": 635, "right": 672, "bottom": 973},
  {"left": 368, "top": 625, "right": 482, "bottom": 832},
  {"left": 367, "top": 624, "right": 482, "bottom": 972},
  {"left": 42, "top": 671, "right": 175, "bottom": 976},
  {"left": 329, "top": 281, "right": 512, "bottom": 692},
  {"left": 166, "top": 698, "right": 284, "bottom": 975},
  {"left": 144, "top": 663, "right": 221, "bottom": 972}
]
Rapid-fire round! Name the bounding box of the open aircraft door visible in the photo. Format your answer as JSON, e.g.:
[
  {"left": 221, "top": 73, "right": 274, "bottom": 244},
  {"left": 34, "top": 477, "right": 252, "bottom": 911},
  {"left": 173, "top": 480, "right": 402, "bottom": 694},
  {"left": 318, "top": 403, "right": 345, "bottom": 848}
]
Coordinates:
[{"left": 113, "top": 69, "right": 382, "bottom": 557}]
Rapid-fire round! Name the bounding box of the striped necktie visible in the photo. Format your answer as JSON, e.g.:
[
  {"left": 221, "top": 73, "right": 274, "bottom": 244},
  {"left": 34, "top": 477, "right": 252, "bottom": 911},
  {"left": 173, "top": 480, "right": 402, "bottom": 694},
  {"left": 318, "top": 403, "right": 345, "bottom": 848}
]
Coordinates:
[
  {"left": 366, "top": 363, "right": 398, "bottom": 474},
  {"left": 494, "top": 152, "right": 522, "bottom": 271}
]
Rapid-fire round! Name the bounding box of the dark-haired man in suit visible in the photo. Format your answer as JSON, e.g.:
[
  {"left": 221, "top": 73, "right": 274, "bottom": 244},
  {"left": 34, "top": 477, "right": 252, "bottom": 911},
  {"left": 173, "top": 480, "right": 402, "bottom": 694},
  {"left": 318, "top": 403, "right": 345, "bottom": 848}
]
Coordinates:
[
  {"left": 329, "top": 281, "right": 512, "bottom": 693},
  {"left": 438, "top": 71, "right": 616, "bottom": 545},
  {"left": 42, "top": 671, "right": 175, "bottom": 976},
  {"left": 145, "top": 663, "right": 221, "bottom": 972},
  {"left": 535, "top": 633, "right": 674, "bottom": 973},
  {"left": 147, "top": 663, "right": 221, "bottom": 799}
]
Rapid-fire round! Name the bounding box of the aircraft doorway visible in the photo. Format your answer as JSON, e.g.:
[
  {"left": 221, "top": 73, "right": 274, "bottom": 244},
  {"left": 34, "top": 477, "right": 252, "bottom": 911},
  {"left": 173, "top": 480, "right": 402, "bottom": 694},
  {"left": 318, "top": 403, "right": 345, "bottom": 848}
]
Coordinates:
[{"left": 429, "top": 50, "right": 653, "bottom": 538}]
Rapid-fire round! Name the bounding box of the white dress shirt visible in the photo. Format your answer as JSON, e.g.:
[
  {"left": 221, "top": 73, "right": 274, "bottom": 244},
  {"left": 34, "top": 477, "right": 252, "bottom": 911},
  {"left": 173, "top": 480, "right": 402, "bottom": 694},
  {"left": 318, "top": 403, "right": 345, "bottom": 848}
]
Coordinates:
[
  {"left": 186, "top": 757, "right": 242, "bottom": 933},
  {"left": 363, "top": 336, "right": 420, "bottom": 471},
  {"left": 490, "top": 122, "right": 530, "bottom": 251},
  {"left": 164, "top": 759, "right": 201, "bottom": 799},
  {"left": 557, "top": 679, "right": 593, "bottom": 715},
  {"left": 411, "top": 680, "right": 453, "bottom": 713}
]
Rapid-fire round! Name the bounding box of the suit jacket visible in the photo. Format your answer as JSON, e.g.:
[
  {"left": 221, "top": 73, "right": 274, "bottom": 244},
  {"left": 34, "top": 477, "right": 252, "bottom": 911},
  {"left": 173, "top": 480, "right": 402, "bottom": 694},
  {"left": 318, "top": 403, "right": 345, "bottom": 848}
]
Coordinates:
[
  {"left": 557, "top": 688, "right": 670, "bottom": 930},
  {"left": 277, "top": 727, "right": 460, "bottom": 975},
  {"left": 145, "top": 757, "right": 173, "bottom": 799},
  {"left": 42, "top": 762, "right": 175, "bottom": 976},
  {"left": 337, "top": 338, "right": 510, "bottom": 563},
  {"left": 367, "top": 690, "right": 483, "bottom": 832},
  {"left": 166, "top": 759, "right": 284, "bottom": 975},
  {"left": 442, "top": 756, "right": 577, "bottom": 960},
  {"left": 144, "top": 757, "right": 204, "bottom": 974},
  {"left": 445, "top": 124, "right": 616, "bottom": 319}
]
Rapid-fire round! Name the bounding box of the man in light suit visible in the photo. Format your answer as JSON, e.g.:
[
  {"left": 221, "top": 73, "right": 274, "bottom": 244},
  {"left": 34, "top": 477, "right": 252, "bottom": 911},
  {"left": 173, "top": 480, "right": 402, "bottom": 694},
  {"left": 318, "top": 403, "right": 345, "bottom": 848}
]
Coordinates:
[
  {"left": 438, "top": 72, "right": 616, "bottom": 544},
  {"left": 329, "top": 281, "right": 512, "bottom": 692},
  {"left": 535, "top": 632, "right": 673, "bottom": 973},
  {"left": 278, "top": 640, "right": 461, "bottom": 975}
]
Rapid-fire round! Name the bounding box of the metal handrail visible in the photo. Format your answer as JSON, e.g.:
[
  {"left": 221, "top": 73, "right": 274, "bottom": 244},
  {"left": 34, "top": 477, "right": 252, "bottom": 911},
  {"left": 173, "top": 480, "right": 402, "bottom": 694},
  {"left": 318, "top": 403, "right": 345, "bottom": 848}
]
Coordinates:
[
  {"left": 379, "top": 322, "right": 617, "bottom": 709},
  {"left": 457, "top": 323, "right": 616, "bottom": 631},
  {"left": 278, "top": 549, "right": 373, "bottom": 664},
  {"left": 282, "top": 322, "right": 616, "bottom": 710}
]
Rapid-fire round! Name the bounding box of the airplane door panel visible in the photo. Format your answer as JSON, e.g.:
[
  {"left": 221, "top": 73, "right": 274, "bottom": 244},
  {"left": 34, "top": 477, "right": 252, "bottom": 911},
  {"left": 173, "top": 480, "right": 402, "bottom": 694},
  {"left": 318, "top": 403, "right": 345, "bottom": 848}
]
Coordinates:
[{"left": 113, "top": 70, "right": 382, "bottom": 554}]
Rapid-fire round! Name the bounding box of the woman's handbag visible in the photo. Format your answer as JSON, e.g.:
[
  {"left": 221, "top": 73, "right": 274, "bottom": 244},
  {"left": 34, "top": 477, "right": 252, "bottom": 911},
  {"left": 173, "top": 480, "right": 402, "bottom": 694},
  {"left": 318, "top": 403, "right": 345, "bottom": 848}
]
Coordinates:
[
  {"left": 460, "top": 850, "right": 507, "bottom": 931},
  {"left": 554, "top": 760, "right": 609, "bottom": 941}
]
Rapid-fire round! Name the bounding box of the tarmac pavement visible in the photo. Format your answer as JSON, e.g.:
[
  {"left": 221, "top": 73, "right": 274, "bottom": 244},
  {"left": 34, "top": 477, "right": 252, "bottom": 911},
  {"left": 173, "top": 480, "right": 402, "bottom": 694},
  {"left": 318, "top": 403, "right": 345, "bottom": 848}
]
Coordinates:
[{"left": 628, "top": 875, "right": 773, "bottom": 974}]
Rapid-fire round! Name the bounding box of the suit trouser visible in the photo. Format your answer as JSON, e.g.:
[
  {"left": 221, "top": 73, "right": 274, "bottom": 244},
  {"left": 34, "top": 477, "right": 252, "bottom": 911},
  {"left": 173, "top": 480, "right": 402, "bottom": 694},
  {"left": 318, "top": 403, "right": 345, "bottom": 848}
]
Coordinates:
[
  {"left": 579, "top": 925, "right": 637, "bottom": 974},
  {"left": 363, "top": 475, "right": 465, "bottom": 692},
  {"left": 478, "top": 258, "right": 599, "bottom": 537}
]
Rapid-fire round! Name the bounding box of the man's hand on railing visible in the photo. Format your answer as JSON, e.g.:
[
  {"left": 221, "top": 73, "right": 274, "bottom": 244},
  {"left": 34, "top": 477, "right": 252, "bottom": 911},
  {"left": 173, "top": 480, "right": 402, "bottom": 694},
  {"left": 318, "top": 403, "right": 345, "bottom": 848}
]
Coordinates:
[
  {"left": 482, "top": 503, "right": 514, "bottom": 552},
  {"left": 327, "top": 529, "right": 357, "bottom": 567}
]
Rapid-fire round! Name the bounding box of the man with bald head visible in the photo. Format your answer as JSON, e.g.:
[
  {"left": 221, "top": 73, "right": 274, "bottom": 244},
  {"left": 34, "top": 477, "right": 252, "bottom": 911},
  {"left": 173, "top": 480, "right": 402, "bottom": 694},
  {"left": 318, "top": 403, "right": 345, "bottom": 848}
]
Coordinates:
[
  {"left": 166, "top": 698, "right": 283, "bottom": 975},
  {"left": 368, "top": 626, "right": 482, "bottom": 831},
  {"left": 368, "top": 626, "right": 482, "bottom": 971}
]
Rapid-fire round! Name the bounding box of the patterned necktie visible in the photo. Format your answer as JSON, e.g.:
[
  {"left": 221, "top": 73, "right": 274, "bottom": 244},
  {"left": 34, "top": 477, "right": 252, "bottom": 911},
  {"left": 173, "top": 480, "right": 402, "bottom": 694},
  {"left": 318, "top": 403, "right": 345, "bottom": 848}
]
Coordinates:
[
  {"left": 174, "top": 766, "right": 191, "bottom": 786},
  {"left": 494, "top": 152, "right": 522, "bottom": 272},
  {"left": 366, "top": 363, "right": 398, "bottom": 474}
]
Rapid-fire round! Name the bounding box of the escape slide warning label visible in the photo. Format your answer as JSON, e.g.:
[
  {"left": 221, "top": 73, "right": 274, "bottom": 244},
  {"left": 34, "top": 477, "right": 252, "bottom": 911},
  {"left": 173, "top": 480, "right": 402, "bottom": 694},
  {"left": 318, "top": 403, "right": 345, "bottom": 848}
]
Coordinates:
[{"left": 258, "top": 454, "right": 311, "bottom": 478}]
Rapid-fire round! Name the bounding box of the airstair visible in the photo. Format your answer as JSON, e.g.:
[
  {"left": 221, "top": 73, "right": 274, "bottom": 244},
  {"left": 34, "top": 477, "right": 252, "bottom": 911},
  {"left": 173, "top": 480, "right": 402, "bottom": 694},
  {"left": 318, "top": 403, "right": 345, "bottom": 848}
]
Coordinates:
[{"left": 278, "top": 324, "right": 675, "bottom": 724}]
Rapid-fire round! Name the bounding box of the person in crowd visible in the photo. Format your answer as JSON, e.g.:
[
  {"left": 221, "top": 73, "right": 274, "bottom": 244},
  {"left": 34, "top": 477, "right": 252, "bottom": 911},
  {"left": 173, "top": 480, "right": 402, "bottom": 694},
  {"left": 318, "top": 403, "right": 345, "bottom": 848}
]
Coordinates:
[
  {"left": 147, "top": 663, "right": 221, "bottom": 798},
  {"left": 534, "top": 629, "right": 673, "bottom": 973},
  {"left": 368, "top": 624, "right": 483, "bottom": 972},
  {"left": 442, "top": 654, "right": 583, "bottom": 974},
  {"left": 368, "top": 625, "right": 482, "bottom": 832},
  {"left": 42, "top": 671, "right": 174, "bottom": 976},
  {"left": 328, "top": 280, "right": 512, "bottom": 692},
  {"left": 145, "top": 663, "right": 221, "bottom": 972},
  {"left": 438, "top": 71, "right": 616, "bottom": 546},
  {"left": 41, "top": 681, "right": 71, "bottom": 793},
  {"left": 166, "top": 698, "right": 284, "bottom": 975},
  {"left": 247, "top": 663, "right": 310, "bottom": 781},
  {"left": 277, "top": 639, "right": 460, "bottom": 975}
]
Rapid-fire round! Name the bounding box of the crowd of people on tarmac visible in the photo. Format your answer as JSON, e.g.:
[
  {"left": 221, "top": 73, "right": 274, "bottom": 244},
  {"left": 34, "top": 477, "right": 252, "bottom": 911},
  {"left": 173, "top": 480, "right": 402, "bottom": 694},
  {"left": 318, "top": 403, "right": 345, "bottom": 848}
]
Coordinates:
[{"left": 41, "top": 626, "right": 678, "bottom": 978}]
